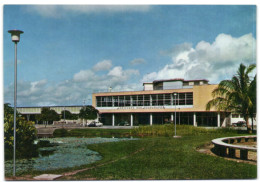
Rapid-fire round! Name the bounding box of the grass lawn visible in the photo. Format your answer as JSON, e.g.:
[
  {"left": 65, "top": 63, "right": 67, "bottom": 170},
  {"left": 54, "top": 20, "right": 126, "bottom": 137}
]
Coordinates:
[
  {"left": 6, "top": 125, "right": 257, "bottom": 180},
  {"left": 62, "top": 137, "right": 256, "bottom": 180}
]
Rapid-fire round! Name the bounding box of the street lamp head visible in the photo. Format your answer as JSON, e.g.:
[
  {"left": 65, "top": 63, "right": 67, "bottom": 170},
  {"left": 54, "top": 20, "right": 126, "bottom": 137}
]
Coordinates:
[
  {"left": 8, "top": 30, "right": 24, "bottom": 42},
  {"left": 173, "top": 92, "right": 178, "bottom": 96}
]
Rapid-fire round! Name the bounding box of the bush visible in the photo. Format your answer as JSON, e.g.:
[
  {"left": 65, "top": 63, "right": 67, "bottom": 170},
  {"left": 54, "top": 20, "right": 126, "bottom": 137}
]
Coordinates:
[
  {"left": 37, "top": 140, "right": 52, "bottom": 147},
  {"left": 53, "top": 128, "right": 69, "bottom": 137},
  {"left": 4, "top": 104, "right": 38, "bottom": 160},
  {"left": 131, "top": 124, "right": 241, "bottom": 137}
]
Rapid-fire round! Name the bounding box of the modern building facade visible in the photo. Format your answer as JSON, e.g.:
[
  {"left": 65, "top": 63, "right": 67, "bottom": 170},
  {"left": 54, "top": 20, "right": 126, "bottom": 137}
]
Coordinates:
[{"left": 92, "top": 78, "right": 231, "bottom": 127}]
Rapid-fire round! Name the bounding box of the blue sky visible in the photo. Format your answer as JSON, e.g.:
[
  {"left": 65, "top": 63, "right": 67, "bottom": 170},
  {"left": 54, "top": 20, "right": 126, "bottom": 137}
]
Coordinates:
[{"left": 3, "top": 5, "right": 256, "bottom": 106}]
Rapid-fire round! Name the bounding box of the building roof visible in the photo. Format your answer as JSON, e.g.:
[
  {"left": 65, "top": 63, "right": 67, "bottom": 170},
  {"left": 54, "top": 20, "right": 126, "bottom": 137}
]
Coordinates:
[
  {"left": 153, "top": 78, "right": 209, "bottom": 83},
  {"left": 143, "top": 82, "right": 153, "bottom": 85}
]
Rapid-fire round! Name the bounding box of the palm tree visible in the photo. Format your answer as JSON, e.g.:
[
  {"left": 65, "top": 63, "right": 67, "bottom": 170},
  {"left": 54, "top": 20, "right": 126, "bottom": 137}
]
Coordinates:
[{"left": 206, "top": 63, "right": 256, "bottom": 133}]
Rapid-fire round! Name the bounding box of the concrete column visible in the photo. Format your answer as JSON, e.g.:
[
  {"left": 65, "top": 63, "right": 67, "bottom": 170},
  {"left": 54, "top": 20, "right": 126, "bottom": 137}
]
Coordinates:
[
  {"left": 130, "top": 114, "right": 133, "bottom": 126},
  {"left": 217, "top": 112, "right": 220, "bottom": 127},
  {"left": 193, "top": 112, "right": 197, "bottom": 127},
  {"left": 112, "top": 114, "right": 115, "bottom": 126},
  {"left": 150, "top": 113, "right": 153, "bottom": 125}
]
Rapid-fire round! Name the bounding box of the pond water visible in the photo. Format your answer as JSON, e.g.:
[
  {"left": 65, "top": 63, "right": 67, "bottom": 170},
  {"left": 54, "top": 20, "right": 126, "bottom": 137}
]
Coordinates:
[{"left": 5, "top": 137, "right": 136, "bottom": 175}]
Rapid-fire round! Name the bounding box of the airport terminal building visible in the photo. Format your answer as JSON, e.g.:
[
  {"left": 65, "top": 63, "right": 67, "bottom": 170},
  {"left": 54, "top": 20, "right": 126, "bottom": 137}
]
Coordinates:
[
  {"left": 92, "top": 78, "right": 232, "bottom": 127},
  {"left": 16, "top": 78, "right": 255, "bottom": 127}
]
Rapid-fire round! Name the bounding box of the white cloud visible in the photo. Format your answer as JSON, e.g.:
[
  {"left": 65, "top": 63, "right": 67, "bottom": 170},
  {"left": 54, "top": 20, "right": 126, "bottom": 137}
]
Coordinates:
[
  {"left": 93, "top": 60, "right": 112, "bottom": 71},
  {"left": 108, "top": 66, "right": 123, "bottom": 77},
  {"left": 24, "top": 5, "right": 151, "bottom": 18},
  {"left": 73, "top": 70, "right": 96, "bottom": 82},
  {"left": 4, "top": 62, "right": 140, "bottom": 106},
  {"left": 142, "top": 33, "right": 256, "bottom": 84},
  {"left": 130, "top": 58, "right": 146, "bottom": 65}
]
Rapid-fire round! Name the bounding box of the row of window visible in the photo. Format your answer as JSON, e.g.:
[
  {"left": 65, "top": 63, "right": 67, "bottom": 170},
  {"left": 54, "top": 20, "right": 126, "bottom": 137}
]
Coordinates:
[{"left": 96, "top": 93, "right": 193, "bottom": 107}]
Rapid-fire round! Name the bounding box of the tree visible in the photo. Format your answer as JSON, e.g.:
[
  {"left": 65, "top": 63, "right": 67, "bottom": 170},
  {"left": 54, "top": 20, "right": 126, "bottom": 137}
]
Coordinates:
[
  {"left": 61, "top": 110, "right": 78, "bottom": 120},
  {"left": 206, "top": 63, "right": 256, "bottom": 133},
  {"left": 248, "top": 75, "right": 256, "bottom": 131},
  {"left": 4, "top": 103, "right": 38, "bottom": 159},
  {"left": 35, "top": 107, "right": 60, "bottom": 126},
  {"left": 79, "top": 105, "right": 99, "bottom": 121}
]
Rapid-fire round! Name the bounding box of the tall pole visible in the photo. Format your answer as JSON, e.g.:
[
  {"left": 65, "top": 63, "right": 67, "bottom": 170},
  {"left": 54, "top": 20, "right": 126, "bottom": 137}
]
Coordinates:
[
  {"left": 83, "top": 99, "right": 86, "bottom": 126},
  {"left": 8, "top": 29, "right": 23, "bottom": 177},
  {"left": 175, "top": 94, "right": 176, "bottom": 137},
  {"left": 179, "top": 108, "right": 180, "bottom": 125},
  {"left": 174, "top": 93, "right": 177, "bottom": 137},
  {"left": 13, "top": 42, "right": 17, "bottom": 176},
  {"left": 63, "top": 107, "right": 66, "bottom": 122}
]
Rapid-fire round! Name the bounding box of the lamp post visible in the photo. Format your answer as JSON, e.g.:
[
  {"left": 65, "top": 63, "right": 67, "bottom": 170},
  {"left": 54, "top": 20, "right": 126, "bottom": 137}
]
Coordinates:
[
  {"left": 174, "top": 92, "right": 177, "bottom": 137},
  {"left": 179, "top": 108, "right": 180, "bottom": 125},
  {"left": 83, "top": 99, "right": 86, "bottom": 127},
  {"left": 8, "top": 29, "right": 23, "bottom": 176},
  {"left": 173, "top": 92, "right": 181, "bottom": 138},
  {"left": 63, "top": 107, "right": 66, "bottom": 122}
]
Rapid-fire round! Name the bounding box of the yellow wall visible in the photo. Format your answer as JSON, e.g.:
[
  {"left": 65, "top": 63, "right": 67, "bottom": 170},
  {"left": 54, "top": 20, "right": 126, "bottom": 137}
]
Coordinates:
[{"left": 92, "top": 84, "right": 218, "bottom": 113}]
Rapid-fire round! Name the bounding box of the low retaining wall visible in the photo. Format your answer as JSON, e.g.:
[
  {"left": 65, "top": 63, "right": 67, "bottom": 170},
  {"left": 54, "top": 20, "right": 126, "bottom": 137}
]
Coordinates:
[{"left": 212, "top": 135, "right": 257, "bottom": 160}]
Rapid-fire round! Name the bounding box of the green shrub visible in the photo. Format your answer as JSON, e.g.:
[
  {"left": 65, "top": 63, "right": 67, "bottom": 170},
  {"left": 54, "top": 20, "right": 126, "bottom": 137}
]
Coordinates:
[
  {"left": 4, "top": 103, "right": 38, "bottom": 160},
  {"left": 37, "top": 140, "right": 52, "bottom": 147},
  {"left": 53, "top": 128, "right": 69, "bottom": 137},
  {"left": 131, "top": 124, "right": 242, "bottom": 137}
]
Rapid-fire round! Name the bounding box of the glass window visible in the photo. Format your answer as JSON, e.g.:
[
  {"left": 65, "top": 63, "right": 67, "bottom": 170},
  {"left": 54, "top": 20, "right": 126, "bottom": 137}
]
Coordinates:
[
  {"left": 125, "top": 96, "right": 131, "bottom": 106},
  {"left": 152, "top": 94, "right": 157, "bottom": 106},
  {"left": 113, "top": 96, "right": 118, "bottom": 106},
  {"left": 186, "top": 92, "right": 193, "bottom": 105},
  {"left": 137, "top": 95, "right": 144, "bottom": 106},
  {"left": 158, "top": 94, "right": 164, "bottom": 105},
  {"left": 144, "top": 95, "right": 150, "bottom": 106},
  {"left": 107, "top": 96, "right": 113, "bottom": 107},
  {"left": 164, "top": 94, "right": 171, "bottom": 105},
  {"left": 119, "top": 96, "right": 124, "bottom": 106},
  {"left": 96, "top": 97, "right": 102, "bottom": 107},
  {"left": 132, "top": 95, "right": 137, "bottom": 106}
]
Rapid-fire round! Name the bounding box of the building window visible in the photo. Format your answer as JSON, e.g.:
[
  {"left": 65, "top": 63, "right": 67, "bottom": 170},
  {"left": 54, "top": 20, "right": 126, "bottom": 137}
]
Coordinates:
[
  {"left": 144, "top": 94, "right": 150, "bottom": 106},
  {"left": 152, "top": 94, "right": 157, "bottom": 106},
  {"left": 119, "top": 96, "right": 124, "bottom": 106},
  {"left": 125, "top": 96, "right": 131, "bottom": 106},
  {"left": 132, "top": 95, "right": 138, "bottom": 106},
  {"left": 186, "top": 92, "right": 193, "bottom": 105},
  {"left": 164, "top": 94, "right": 171, "bottom": 105},
  {"left": 178, "top": 93, "right": 185, "bottom": 105},
  {"left": 97, "top": 97, "right": 102, "bottom": 107},
  {"left": 96, "top": 92, "right": 193, "bottom": 107},
  {"left": 138, "top": 95, "right": 144, "bottom": 106},
  {"left": 113, "top": 96, "right": 119, "bottom": 106},
  {"left": 158, "top": 94, "right": 164, "bottom": 105}
]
